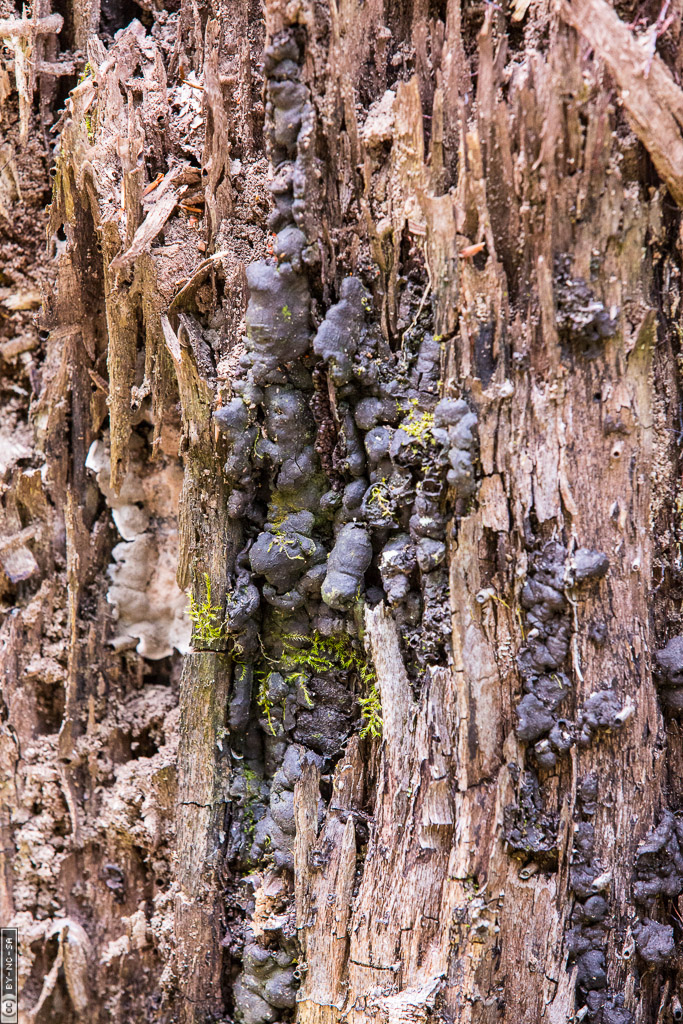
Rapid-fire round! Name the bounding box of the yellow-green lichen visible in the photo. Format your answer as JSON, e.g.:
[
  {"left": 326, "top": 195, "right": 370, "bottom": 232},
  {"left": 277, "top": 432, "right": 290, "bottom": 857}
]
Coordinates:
[
  {"left": 367, "top": 480, "right": 394, "bottom": 521},
  {"left": 266, "top": 533, "right": 305, "bottom": 561},
  {"left": 401, "top": 402, "right": 435, "bottom": 445}
]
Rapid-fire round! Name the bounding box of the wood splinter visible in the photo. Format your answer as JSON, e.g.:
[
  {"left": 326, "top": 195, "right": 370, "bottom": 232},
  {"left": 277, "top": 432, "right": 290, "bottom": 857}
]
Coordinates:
[{"left": 0, "top": 12, "right": 63, "bottom": 38}]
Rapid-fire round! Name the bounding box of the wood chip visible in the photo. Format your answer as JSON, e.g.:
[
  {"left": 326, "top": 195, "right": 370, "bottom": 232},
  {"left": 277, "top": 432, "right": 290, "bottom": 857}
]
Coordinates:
[{"left": 109, "top": 184, "right": 186, "bottom": 272}]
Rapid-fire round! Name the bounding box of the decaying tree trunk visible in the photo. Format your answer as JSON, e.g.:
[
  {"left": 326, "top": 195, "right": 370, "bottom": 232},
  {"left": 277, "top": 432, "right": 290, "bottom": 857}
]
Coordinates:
[{"left": 4, "top": 0, "right": 683, "bottom": 1021}]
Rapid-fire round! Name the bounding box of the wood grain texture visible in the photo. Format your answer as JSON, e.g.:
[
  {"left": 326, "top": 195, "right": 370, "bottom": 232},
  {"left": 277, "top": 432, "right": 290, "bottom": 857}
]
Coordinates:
[{"left": 2, "top": 0, "right": 683, "bottom": 1022}]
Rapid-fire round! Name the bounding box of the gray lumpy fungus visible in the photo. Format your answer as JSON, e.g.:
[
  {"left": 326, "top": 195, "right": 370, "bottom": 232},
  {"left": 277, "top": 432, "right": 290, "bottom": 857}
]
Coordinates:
[
  {"left": 632, "top": 810, "right": 683, "bottom": 903},
  {"left": 213, "top": 397, "right": 259, "bottom": 516},
  {"left": 249, "top": 520, "right": 322, "bottom": 595},
  {"left": 655, "top": 634, "right": 683, "bottom": 684},
  {"left": 514, "top": 540, "right": 626, "bottom": 768},
  {"left": 229, "top": 663, "right": 254, "bottom": 732},
  {"left": 654, "top": 635, "right": 683, "bottom": 712},
  {"left": 554, "top": 254, "right": 618, "bottom": 351},
  {"left": 233, "top": 977, "right": 277, "bottom": 1024},
  {"left": 575, "top": 950, "right": 607, "bottom": 992},
  {"left": 571, "top": 547, "right": 610, "bottom": 584},
  {"left": 632, "top": 919, "right": 675, "bottom": 966},
  {"left": 577, "top": 687, "right": 631, "bottom": 745},
  {"left": 293, "top": 672, "right": 359, "bottom": 756},
  {"left": 379, "top": 533, "right": 416, "bottom": 605},
  {"left": 243, "top": 257, "right": 311, "bottom": 383},
  {"left": 307, "top": 277, "right": 463, "bottom": 662},
  {"left": 234, "top": 937, "right": 298, "bottom": 1024},
  {"left": 321, "top": 523, "right": 373, "bottom": 610},
  {"left": 567, "top": 821, "right": 632, "bottom": 1024},
  {"left": 313, "top": 276, "right": 370, "bottom": 386},
  {"left": 214, "top": 398, "right": 257, "bottom": 479},
  {"left": 502, "top": 770, "right": 559, "bottom": 866},
  {"left": 228, "top": 35, "right": 321, "bottom": 1024},
  {"left": 515, "top": 693, "right": 557, "bottom": 744},
  {"left": 433, "top": 397, "right": 479, "bottom": 498},
  {"left": 619, "top": 810, "right": 683, "bottom": 1017},
  {"left": 223, "top": 25, "right": 484, "bottom": 1024},
  {"left": 564, "top": 779, "right": 634, "bottom": 1018},
  {"left": 514, "top": 542, "right": 571, "bottom": 762}
]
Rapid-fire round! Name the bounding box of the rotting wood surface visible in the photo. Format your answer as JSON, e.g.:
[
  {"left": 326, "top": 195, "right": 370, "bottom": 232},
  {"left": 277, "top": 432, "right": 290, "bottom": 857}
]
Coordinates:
[{"left": 1, "top": 1, "right": 683, "bottom": 1023}]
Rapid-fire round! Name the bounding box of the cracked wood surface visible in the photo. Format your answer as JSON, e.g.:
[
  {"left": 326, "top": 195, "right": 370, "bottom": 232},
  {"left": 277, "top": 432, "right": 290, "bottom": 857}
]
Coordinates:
[
  {"left": 561, "top": 0, "right": 683, "bottom": 208},
  {"left": 1, "top": 0, "right": 683, "bottom": 1022}
]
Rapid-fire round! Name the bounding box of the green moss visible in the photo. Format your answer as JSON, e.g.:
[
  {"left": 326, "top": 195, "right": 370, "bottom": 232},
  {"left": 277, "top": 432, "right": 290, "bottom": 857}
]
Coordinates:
[
  {"left": 77, "top": 61, "right": 94, "bottom": 85},
  {"left": 250, "top": 631, "right": 383, "bottom": 739},
  {"left": 255, "top": 667, "right": 279, "bottom": 736},
  {"left": 282, "top": 631, "right": 360, "bottom": 674},
  {"left": 281, "top": 632, "right": 382, "bottom": 739},
  {"left": 358, "top": 684, "right": 382, "bottom": 740},
  {"left": 242, "top": 767, "right": 260, "bottom": 842},
  {"left": 268, "top": 492, "right": 300, "bottom": 527},
  {"left": 287, "top": 670, "right": 313, "bottom": 708},
  {"left": 187, "top": 573, "right": 224, "bottom": 645},
  {"left": 77, "top": 62, "right": 97, "bottom": 141}
]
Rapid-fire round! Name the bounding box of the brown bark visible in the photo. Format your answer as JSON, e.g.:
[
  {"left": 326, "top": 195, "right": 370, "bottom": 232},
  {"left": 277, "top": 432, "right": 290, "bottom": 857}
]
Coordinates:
[{"left": 2, "top": 1, "right": 683, "bottom": 1023}]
